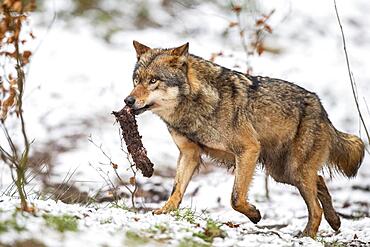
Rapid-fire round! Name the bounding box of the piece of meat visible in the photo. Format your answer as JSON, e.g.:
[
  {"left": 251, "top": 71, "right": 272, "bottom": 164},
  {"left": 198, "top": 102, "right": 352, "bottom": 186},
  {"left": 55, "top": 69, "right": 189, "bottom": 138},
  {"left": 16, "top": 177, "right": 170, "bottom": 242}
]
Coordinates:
[{"left": 112, "top": 106, "right": 154, "bottom": 177}]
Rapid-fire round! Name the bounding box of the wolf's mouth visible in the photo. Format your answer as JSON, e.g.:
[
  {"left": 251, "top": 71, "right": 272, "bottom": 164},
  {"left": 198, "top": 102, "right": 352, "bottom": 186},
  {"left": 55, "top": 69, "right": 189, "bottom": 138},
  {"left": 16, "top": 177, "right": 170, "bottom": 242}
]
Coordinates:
[{"left": 132, "top": 104, "right": 153, "bottom": 115}]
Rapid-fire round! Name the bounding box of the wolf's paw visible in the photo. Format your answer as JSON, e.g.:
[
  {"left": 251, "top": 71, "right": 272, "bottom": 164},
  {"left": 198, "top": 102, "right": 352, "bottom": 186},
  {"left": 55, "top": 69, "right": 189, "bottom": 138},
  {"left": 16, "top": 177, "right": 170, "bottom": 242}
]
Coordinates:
[
  {"left": 243, "top": 203, "right": 261, "bottom": 224},
  {"left": 294, "top": 229, "right": 316, "bottom": 239},
  {"left": 294, "top": 230, "right": 303, "bottom": 238},
  {"left": 326, "top": 212, "right": 341, "bottom": 232},
  {"left": 232, "top": 202, "right": 262, "bottom": 224},
  {"left": 153, "top": 208, "right": 167, "bottom": 215},
  {"left": 247, "top": 208, "right": 261, "bottom": 224},
  {"left": 153, "top": 203, "right": 178, "bottom": 215}
]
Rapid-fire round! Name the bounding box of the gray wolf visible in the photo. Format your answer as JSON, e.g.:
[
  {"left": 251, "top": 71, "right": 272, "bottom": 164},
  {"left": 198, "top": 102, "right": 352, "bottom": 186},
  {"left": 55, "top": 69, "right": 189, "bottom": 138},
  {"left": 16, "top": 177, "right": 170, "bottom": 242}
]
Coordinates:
[{"left": 124, "top": 41, "right": 365, "bottom": 238}]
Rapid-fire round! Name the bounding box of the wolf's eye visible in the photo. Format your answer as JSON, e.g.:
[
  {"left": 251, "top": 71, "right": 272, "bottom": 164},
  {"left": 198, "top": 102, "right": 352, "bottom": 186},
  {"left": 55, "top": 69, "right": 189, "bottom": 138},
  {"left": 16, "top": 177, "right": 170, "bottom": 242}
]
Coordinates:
[
  {"left": 149, "top": 78, "right": 157, "bottom": 84},
  {"left": 133, "top": 79, "right": 139, "bottom": 85}
]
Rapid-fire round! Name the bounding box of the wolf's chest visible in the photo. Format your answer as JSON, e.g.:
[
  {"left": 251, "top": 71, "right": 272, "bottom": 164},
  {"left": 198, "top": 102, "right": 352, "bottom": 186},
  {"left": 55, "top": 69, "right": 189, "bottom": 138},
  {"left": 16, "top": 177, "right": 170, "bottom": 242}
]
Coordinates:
[{"left": 169, "top": 119, "right": 226, "bottom": 151}]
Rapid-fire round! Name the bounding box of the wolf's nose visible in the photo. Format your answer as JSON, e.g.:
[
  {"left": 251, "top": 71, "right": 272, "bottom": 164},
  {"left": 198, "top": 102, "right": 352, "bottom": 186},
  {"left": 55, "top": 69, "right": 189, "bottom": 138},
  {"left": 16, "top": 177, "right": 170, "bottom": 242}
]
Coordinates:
[{"left": 124, "top": 96, "right": 136, "bottom": 106}]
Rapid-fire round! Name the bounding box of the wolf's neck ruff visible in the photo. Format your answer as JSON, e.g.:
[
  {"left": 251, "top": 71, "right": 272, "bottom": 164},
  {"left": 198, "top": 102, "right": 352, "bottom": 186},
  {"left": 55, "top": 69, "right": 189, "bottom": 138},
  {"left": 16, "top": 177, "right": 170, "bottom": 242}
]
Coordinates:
[{"left": 157, "top": 55, "right": 258, "bottom": 147}]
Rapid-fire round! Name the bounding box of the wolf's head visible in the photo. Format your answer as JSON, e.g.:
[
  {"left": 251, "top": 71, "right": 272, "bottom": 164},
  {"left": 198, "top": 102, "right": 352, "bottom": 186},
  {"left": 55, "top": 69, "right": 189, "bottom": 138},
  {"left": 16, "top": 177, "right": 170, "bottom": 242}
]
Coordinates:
[{"left": 125, "top": 41, "right": 190, "bottom": 116}]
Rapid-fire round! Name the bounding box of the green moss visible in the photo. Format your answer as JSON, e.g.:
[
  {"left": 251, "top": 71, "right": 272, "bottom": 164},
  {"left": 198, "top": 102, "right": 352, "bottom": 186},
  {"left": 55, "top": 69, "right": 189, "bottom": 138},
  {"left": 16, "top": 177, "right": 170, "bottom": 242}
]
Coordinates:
[
  {"left": 110, "top": 202, "right": 130, "bottom": 211},
  {"left": 146, "top": 223, "right": 169, "bottom": 234},
  {"left": 100, "top": 217, "right": 113, "bottom": 224},
  {"left": 173, "top": 208, "right": 197, "bottom": 224},
  {"left": 317, "top": 238, "right": 347, "bottom": 247},
  {"left": 124, "top": 230, "right": 150, "bottom": 246},
  {"left": 43, "top": 214, "right": 78, "bottom": 232},
  {"left": 0, "top": 211, "right": 26, "bottom": 233},
  {"left": 193, "top": 219, "right": 226, "bottom": 243},
  {"left": 178, "top": 237, "right": 210, "bottom": 247}
]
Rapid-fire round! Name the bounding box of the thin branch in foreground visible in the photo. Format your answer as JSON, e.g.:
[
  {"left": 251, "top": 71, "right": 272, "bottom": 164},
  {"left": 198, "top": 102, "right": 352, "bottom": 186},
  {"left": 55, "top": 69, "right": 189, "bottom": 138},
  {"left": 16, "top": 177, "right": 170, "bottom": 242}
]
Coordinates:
[
  {"left": 88, "top": 136, "right": 138, "bottom": 209},
  {"left": 333, "top": 0, "right": 370, "bottom": 144}
]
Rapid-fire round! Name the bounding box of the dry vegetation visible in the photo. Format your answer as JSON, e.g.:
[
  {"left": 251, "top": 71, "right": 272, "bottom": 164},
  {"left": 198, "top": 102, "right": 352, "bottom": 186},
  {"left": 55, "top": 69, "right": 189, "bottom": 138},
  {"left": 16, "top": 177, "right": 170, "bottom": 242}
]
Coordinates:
[{"left": 0, "top": 0, "right": 36, "bottom": 212}]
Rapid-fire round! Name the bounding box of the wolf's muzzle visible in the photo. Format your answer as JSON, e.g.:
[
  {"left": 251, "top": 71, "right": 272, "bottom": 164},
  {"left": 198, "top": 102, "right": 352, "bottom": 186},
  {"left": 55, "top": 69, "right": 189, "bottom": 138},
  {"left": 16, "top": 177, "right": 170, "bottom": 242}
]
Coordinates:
[
  {"left": 124, "top": 96, "right": 136, "bottom": 106},
  {"left": 132, "top": 104, "right": 153, "bottom": 115}
]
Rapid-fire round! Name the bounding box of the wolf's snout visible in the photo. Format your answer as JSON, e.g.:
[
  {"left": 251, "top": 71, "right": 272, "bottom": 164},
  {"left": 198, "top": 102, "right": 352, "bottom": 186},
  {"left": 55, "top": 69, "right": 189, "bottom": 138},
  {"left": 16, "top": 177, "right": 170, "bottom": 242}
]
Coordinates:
[{"left": 124, "top": 96, "right": 136, "bottom": 107}]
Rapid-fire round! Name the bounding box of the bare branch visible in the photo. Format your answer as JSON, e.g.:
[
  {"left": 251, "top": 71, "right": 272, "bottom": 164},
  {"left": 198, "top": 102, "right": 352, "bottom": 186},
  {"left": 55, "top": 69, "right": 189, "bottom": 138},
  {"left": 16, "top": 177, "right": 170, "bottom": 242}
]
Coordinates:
[
  {"left": 333, "top": 0, "right": 370, "bottom": 144},
  {"left": 89, "top": 135, "right": 139, "bottom": 209}
]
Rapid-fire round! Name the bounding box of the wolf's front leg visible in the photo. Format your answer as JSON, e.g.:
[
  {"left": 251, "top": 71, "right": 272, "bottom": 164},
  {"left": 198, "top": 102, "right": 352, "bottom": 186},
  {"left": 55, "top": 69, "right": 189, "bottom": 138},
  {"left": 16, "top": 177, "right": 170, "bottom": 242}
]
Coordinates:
[
  {"left": 230, "top": 137, "right": 261, "bottom": 223},
  {"left": 154, "top": 132, "right": 201, "bottom": 215}
]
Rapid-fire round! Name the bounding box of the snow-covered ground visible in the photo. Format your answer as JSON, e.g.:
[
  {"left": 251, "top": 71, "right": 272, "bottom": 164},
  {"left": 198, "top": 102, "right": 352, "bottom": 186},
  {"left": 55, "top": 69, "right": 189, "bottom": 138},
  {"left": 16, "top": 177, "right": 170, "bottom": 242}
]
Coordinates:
[
  {"left": 1, "top": 0, "right": 370, "bottom": 246},
  {"left": 1, "top": 168, "right": 370, "bottom": 246}
]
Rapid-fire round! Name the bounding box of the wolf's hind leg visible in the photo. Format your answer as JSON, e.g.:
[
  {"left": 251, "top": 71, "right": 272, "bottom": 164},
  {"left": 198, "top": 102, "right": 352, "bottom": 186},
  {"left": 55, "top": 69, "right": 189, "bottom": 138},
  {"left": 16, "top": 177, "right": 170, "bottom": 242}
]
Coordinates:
[
  {"left": 154, "top": 132, "right": 200, "bottom": 215},
  {"left": 230, "top": 136, "right": 261, "bottom": 224},
  {"left": 295, "top": 173, "right": 323, "bottom": 238},
  {"left": 317, "top": 175, "right": 341, "bottom": 231},
  {"left": 287, "top": 115, "right": 329, "bottom": 238}
]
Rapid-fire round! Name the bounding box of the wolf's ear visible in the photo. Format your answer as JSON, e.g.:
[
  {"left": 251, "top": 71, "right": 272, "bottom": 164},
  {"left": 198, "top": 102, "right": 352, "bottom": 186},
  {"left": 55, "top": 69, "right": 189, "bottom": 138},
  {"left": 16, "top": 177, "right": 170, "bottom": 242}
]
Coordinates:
[
  {"left": 133, "top": 40, "right": 151, "bottom": 59},
  {"left": 171, "top": 42, "right": 189, "bottom": 56}
]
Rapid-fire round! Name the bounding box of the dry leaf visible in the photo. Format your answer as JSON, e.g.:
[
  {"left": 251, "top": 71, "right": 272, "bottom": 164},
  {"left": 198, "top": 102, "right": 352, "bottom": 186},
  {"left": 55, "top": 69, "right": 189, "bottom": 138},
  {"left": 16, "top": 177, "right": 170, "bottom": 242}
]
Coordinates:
[
  {"left": 256, "top": 43, "right": 264, "bottom": 55},
  {"left": 224, "top": 221, "right": 240, "bottom": 228},
  {"left": 12, "top": 1, "right": 22, "bottom": 12},
  {"left": 232, "top": 5, "right": 242, "bottom": 13},
  {"left": 24, "top": 0, "right": 36, "bottom": 12},
  {"left": 228, "top": 21, "right": 238, "bottom": 28},
  {"left": 256, "top": 19, "right": 264, "bottom": 26},
  {"left": 22, "top": 50, "right": 32, "bottom": 64},
  {"left": 3, "top": 0, "right": 15, "bottom": 8},
  {"left": 0, "top": 85, "right": 17, "bottom": 121},
  {"left": 112, "top": 163, "right": 118, "bottom": 169},
  {"left": 264, "top": 24, "right": 273, "bottom": 33}
]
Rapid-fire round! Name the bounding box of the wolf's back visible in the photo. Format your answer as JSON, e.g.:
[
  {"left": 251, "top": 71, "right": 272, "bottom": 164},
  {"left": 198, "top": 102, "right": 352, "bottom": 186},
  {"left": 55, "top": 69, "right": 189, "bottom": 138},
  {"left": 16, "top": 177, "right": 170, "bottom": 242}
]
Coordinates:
[{"left": 328, "top": 127, "right": 365, "bottom": 177}]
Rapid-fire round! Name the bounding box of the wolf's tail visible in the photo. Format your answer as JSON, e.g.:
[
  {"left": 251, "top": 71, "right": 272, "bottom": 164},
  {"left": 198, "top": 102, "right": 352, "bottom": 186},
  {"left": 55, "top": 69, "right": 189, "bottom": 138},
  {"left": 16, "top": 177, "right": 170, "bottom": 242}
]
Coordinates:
[{"left": 328, "top": 126, "right": 365, "bottom": 178}]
